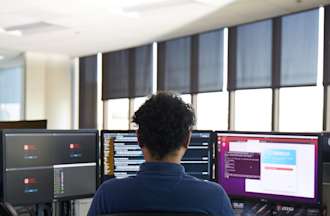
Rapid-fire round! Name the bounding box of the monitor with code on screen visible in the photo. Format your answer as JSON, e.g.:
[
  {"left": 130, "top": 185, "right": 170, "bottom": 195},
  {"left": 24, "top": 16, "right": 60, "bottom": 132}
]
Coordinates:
[{"left": 101, "top": 130, "right": 213, "bottom": 181}]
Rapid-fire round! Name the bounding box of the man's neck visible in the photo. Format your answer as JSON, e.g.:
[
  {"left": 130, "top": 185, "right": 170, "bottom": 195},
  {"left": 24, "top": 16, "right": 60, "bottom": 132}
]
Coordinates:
[
  {"left": 142, "top": 146, "right": 186, "bottom": 165},
  {"left": 145, "top": 157, "right": 181, "bottom": 164}
]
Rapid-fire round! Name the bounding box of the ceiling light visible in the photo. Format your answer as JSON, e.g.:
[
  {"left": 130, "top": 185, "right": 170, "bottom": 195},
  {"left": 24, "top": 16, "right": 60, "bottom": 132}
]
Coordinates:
[
  {"left": 0, "top": 28, "right": 22, "bottom": 37},
  {"left": 0, "top": 56, "right": 4, "bottom": 60},
  {"left": 193, "top": 0, "right": 235, "bottom": 6},
  {"left": 110, "top": 7, "right": 141, "bottom": 18},
  {"left": 113, "top": 0, "right": 168, "bottom": 8},
  {"left": 7, "top": 30, "right": 22, "bottom": 37}
]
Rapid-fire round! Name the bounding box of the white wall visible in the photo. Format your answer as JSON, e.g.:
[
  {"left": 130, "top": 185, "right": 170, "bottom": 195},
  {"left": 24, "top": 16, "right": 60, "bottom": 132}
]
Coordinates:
[{"left": 24, "top": 52, "right": 73, "bottom": 129}]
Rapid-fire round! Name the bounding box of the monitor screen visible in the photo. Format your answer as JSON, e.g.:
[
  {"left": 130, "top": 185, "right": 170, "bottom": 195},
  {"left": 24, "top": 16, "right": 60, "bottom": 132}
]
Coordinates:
[
  {"left": 53, "top": 163, "right": 96, "bottom": 199},
  {"left": 102, "top": 130, "right": 213, "bottom": 181},
  {"left": 216, "top": 132, "right": 320, "bottom": 204},
  {"left": 1, "top": 130, "right": 98, "bottom": 205}
]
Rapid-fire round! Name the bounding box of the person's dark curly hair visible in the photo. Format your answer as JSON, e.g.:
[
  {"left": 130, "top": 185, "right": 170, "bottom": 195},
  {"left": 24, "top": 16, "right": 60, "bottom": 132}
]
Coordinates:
[{"left": 132, "top": 92, "right": 196, "bottom": 160}]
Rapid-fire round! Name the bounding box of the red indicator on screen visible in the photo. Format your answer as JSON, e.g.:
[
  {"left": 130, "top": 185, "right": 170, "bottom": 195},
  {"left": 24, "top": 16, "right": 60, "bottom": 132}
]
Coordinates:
[
  {"left": 69, "top": 144, "right": 80, "bottom": 149},
  {"left": 265, "top": 166, "right": 294, "bottom": 171},
  {"left": 220, "top": 137, "right": 228, "bottom": 143},
  {"left": 24, "top": 177, "right": 37, "bottom": 185},
  {"left": 24, "top": 144, "right": 36, "bottom": 151}
]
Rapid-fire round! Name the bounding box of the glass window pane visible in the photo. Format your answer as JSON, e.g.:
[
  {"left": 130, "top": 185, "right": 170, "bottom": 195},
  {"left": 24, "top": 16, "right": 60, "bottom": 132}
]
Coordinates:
[
  {"left": 181, "top": 94, "right": 191, "bottom": 104},
  {"left": 130, "top": 97, "right": 148, "bottom": 129},
  {"left": 0, "top": 64, "right": 24, "bottom": 121},
  {"left": 105, "top": 99, "right": 129, "bottom": 130},
  {"left": 133, "top": 97, "right": 148, "bottom": 112},
  {"left": 235, "top": 89, "right": 272, "bottom": 131},
  {"left": 279, "top": 86, "right": 322, "bottom": 132},
  {"left": 196, "top": 92, "right": 228, "bottom": 130}
]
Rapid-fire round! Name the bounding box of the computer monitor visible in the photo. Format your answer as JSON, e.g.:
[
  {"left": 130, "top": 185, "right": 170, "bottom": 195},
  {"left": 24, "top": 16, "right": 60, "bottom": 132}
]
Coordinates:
[
  {"left": 101, "top": 130, "right": 213, "bottom": 181},
  {"left": 1, "top": 129, "right": 98, "bottom": 206},
  {"left": 216, "top": 131, "right": 321, "bottom": 205}
]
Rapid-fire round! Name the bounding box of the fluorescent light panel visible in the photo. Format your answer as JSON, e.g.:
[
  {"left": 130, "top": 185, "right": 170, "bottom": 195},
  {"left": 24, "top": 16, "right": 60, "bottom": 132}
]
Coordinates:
[{"left": 0, "top": 28, "right": 22, "bottom": 37}]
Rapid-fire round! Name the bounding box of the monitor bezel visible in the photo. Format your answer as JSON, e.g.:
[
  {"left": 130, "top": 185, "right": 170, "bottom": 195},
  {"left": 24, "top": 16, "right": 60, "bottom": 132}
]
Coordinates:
[
  {"left": 100, "top": 129, "right": 215, "bottom": 182},
  {"left": 1, "top": 129, "right": 99, "bottom": 205},
  {"left": 189, "top": 130, "right": 214, "bottom": 181},
  {"left": 214, "top": 130, "right": 323, "bottom": 207},
  {"left": 320, "top": 132, "right": 330, "bottom": 162}
]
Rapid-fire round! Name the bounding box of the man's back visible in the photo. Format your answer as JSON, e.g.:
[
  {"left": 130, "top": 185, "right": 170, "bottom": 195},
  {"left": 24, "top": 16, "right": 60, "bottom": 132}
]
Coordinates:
[{"left": 88, "top": 163, "right": 233, "bottom": 216}]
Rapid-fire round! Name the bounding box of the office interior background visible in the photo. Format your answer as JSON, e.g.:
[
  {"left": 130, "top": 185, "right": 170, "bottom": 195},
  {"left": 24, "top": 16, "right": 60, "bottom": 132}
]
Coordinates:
[{"left": 1, "top": 0, "right": 330, "bottom": 215}]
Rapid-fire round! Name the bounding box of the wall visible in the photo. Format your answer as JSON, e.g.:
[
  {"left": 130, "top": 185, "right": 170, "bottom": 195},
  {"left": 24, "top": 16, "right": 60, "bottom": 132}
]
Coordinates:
[{"left": 24, "top": 52, "right": 73, "bottom": 129}]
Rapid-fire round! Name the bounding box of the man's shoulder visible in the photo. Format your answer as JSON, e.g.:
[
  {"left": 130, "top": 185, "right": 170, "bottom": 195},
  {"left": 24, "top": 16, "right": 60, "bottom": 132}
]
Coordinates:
[
  {"left": 183, "top": 175, "right": 228, "bottom": 197},
  {"left": 99, "top": 177, "right": 136, "bottom": 192}
]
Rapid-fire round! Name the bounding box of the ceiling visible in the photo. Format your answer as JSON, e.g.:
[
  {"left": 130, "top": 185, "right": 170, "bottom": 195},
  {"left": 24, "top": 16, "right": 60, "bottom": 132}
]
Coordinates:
[{"left": 0, "top": 0, "right": 329, "bottom": 57}]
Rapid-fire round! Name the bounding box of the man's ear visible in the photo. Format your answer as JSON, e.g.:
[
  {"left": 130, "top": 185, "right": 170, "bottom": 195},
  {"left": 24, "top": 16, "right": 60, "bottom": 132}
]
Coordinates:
[
  {"left": 182, "top": 131, "right": 192, "bottom": 149},
  {"left": 136, "top": 129, "right": 144, "bottom": 148}
]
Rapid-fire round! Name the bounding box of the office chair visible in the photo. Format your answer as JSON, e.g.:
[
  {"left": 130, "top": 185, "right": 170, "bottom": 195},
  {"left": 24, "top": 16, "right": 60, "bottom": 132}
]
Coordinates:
[
  {"left": 0, "top": 202, "right": 18, "bottom": 216},
  {"left": 100, "top": 212, "right": 209, "bottom": 216}
]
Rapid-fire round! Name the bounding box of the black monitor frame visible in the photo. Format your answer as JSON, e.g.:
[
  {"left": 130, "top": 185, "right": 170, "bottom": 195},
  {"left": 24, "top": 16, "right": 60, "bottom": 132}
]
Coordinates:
[
  {"left": 320, "top": 132, "right": 330, "bottom": 162},
  {"left": 100, "top": 130, "right": 215, "bottom": 182},
  {"left": 189, "top": 130, "right": 214, "bottom": 181},
  {"left": 0, "top": 129, "right": 99, "bottom": 205},
  {"left": 215, "top": 130, "right": 323, "bottom": 207}
]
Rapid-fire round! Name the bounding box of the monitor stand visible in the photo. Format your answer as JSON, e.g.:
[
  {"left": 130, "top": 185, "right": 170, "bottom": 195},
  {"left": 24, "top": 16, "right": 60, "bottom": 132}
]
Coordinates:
[
  {"left": 53, "top": 200, "right": 71, "bottom": 216},
  {"left": 36, "top": 203, "right": 52, "bottom": 216}
]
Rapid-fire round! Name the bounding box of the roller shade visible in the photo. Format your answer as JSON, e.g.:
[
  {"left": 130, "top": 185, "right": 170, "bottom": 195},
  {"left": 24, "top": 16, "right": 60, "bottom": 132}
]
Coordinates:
[
  {"left": 158, "top": 30, "right": 224, "bottom": 94},
  {"left": 102, "top": 44, "right": 153, "bottom": 99},
  {"left": 79, "top": 55, "right": 97, "bottom": 129},
  {"left": 158, "top": 37, "right": 191, "bottom": 94},
  {"left": 228, "top": 20, "right": 272, "bottom": 90},
  {"left": 195, "top": 29, "right": 224, "bottom": 93},
  {"left": 279, "top": 9, "right": 319, "bottom": 87}
]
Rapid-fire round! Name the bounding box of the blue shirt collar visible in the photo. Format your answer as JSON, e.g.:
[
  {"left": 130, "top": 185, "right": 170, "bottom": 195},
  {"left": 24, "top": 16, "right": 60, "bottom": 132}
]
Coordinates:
[{"left": 138, "top": 162, "right": 185, "bottom": 176}]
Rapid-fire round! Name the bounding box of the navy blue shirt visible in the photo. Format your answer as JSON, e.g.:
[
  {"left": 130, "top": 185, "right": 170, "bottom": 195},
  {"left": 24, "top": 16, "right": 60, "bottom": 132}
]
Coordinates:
[{"left": 88, "top": 162, "right": 234, "bottom": 216}]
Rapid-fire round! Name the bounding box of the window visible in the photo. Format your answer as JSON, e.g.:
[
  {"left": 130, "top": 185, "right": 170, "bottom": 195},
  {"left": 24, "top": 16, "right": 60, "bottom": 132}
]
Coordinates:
[
  {"left": 234, "top": 89, "right": 272, "bottom": 131},
  {"left": 129, "top": 97, "right": 148, "bottom": 129},
  {"left": 0, "top": 64, "right": 24, "bottom": 121},
  {"left": 196, "top": 92, "right": 228, "bottom": 130},
  {"left": 104, "top": 99, "right": 129, "bottom": 130},
  {"left": 181, "top": 94, "right": 191, "bottom": 104},
  {"left": 133, "top": 97, "right": 148, "bottom": 112},
  {"left": 279, "top": 87, "right": 322, "bottom": 132}
]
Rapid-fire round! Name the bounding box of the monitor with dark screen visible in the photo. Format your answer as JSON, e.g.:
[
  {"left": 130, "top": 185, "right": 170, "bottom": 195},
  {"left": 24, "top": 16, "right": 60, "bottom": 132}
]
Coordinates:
[
  {"left": 216, "top": 132, "right": 320, "bottom": 205},
  {"left": 0, "top": 129, "right": 98, "bottom": 206},
  {"left": 101, "top": 130, "right": 213, "bottom": 181}
]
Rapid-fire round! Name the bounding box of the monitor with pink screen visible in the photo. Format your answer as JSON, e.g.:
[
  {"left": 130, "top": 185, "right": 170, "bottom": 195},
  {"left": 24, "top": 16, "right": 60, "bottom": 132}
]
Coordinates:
[{"left": 216, "top": 132, "right": 321, "bottom": 205}]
